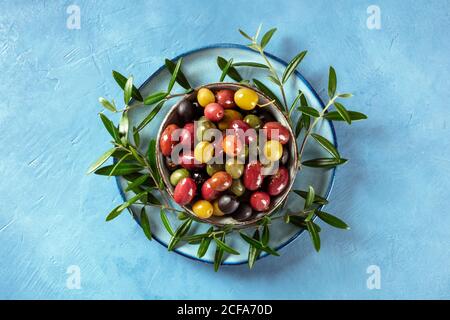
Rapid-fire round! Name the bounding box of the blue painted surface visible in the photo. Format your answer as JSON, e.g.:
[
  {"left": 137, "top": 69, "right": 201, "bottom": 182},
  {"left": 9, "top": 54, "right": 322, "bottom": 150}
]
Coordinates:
[{"left": 0, "top": 0, "right": 449, "bottom": 299}]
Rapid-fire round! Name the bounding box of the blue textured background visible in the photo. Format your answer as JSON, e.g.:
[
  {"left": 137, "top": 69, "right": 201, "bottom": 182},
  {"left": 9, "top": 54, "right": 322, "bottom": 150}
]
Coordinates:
[{"left": 1, "top": 0, "right": 449, "bottom": 299}]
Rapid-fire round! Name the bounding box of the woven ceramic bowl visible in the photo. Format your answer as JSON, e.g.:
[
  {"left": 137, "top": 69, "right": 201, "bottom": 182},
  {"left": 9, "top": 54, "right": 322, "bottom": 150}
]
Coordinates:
[{"left": 156, "top": 82, "right": 298, "bottom": 228}]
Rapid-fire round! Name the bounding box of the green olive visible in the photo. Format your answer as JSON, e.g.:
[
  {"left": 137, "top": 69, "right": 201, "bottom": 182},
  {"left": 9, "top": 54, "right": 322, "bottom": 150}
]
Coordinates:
[
  {"left": 196, "top": 119, "right": 216, "bottom": 141},
  {"left": 243, "top": 114, "right": 263, "bottom": 129},
  {"left": 206, "top": 163, "right": 224, "bottom": 176},
  {"left": 225, "top": 158, "right": 244, "bottom": 179},
  {"left": 170, "top": 168, "right": 190, "bottom": 186},
  {"left": 230, "top": 179, "right": 245, "bottom": 197}
]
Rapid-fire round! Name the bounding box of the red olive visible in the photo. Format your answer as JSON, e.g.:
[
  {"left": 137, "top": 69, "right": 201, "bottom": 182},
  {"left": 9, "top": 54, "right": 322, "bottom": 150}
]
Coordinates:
[
  {"left": 173, "top": 177, "right": 197, "bottom": 205},
  {"left": 215, "top": 89, "right": 236, "bottom": 109},
  {"left": 179, "top": 123, "right": 194, "bottom": 147},
  {"left": 178, "top": 151, "right": 205, "bottom": 170},
  {"left": 262, "top": 122, "right": 291, "bottom": 145},
  {"left": 267, "top": 167, "right": 289, "bottom": 196},
  {"left": 243, "top": 161, "right": 264, "bottom": 191},
  {"left": 204, "top": 103, "right": 224, "bottom": 122},
  {"left": 159, "top": 124, "right": 179, "bottom": 156},
  {"left": 250, "top": 191, "right": 271, "bottom": 211},
  {"left": 229, "top": 119, "right": 255, "bottom": 144},
  {"left": 209, "top": 171, "right": 232, "bottom": 191},
  {"left": 201, "top": 179, "right": 220, "bottom": 201}
]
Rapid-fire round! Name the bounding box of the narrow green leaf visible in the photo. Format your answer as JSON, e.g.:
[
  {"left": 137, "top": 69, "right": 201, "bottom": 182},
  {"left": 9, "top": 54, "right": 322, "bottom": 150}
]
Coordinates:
[
  {"left": 262, "top": 224, "right": 270, "bottom": 246},
  {"left": 147, "top": 139, "right": 162, "bottom": 186},
  {"left": 94, "top": 163, "right": 142, "bottom": 176},
  {"left": 140, "top": 207, "right": 152, "bottom": 240},
  {"left": 338, "top": 93, "right": 353, "bottom": 98},
  {"left": 316, "top": 211, "right": 350, "bottom": 230},
  {"left": 238, "top": 29, "right": 253, "bottom": 41},
  {"left": 219, "top": 58, "right": 233, "bottom": 82},
  {"left": 160, "top": 209, "right": 174, "bottom": 236},
  {"left": 311, "top": 133, "right": 340, "bottom": 159},
  {"left": 87, "top": 148, "right": 116, "bottom": 174},
  {"left": 137, "top": 100, "right": 165, "bottom": 131},
  {"left": 292, "top": 190, "right": 329, "bottom": 205},
  {"left": 267, "top": 75, "right": 281, "bottom": 86},
  {"left": 334, "top": 102, "right": 352, "bottom": 124},
  {"left": 167, "top": 58, "right": 182, "bottom": 93},
  {"left": 132, "top": 127, "right": 140, "bottom": 147},
  {"left": 144, "top": 91, "right": 168, "bottom": 105},
  {"left": 323, "top": 111, "right": 367, "bottom": 121},
  {"left": 252, "top": 78, "right": 283, "bottom": 108},
  {"left": 197, "top": 236, "right": 213, "bottom": 258},
  {"left": 99, "top": 113, "right": 120, "bottom": 142},
  {"left": 106, "top": 192, "right": 146, "bottom": 221},
  {"left": 168, "top": 218, "right": 192, "bottom": 251},
  {"left": 164, "top": 59, "right": 192, "bottom": 90},
  {"left": 124, "top": 76, "right": 133, "bottom": 105},
  {"left": 112, "top": 70, "right": 143, "bottom": 102},
  {"left": 302, "top": 158, "right": 348, "bottom": 169},
  {"left": 217, "top": 56, "right": 243, "bottom": 82},
  {"left": 305, "top": 186, "right": 315, "bottom": 209},
  {"left": 295, "top": 114, "right": 310, "bottom": 138},
  {"left": 214, "top": 238, "right": 240, "bottom": 255},
  {"left": 260, "top": 28, "right": 277, "bottom": 48},
  {"left": 328, "top": 66, "right": 337, "bottom": 98},
  {"left": 282, "top": 50, "right": 307, "bottom": 83},
  {"left": 125, "top": 174, "right": 150, "bottom": 192},
  {"left": 240, "top": 233, "right": 279, "bottom": 256},
  {"left": 109, "top": 153, "right": 132, "bottom": 177},
  {"left": 248, "top": 230, "right": 261, "bottom": 269},
  {"left": 214, "top": 234, "right": 225, "bottom": 272},
  {"left": 98, "top": 97, "right": 117, "bottom": 112},
  {"left": 298, "top": 106, "right": 320, "bottom": 117},
  {"left": 233, "top": 61, "right": 269, "bottom": 69},
  {"left": 118, "top": 111, "right": 129, "bottom": 140},
  {"left": 306, "top": 221, "right": 321, "bottom": 252}
]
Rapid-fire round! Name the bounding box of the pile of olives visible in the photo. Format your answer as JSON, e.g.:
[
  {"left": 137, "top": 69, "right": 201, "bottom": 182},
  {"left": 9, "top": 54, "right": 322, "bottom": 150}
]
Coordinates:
[{"left": 159, "top": 86, "right": 292, "bottom": 222}]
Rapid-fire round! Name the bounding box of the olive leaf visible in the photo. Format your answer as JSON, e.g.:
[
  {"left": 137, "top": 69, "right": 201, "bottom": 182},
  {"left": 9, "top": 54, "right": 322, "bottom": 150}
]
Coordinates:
[
  {"left": 160, "top": 209, "right": 174, "bottom": 236},
  {"left": 302, "top": 158, "right": 347, "bottom": 169},
  {"left": 140, "top": 207, "right": 152, "bottom": 240},
  {"left": 167, "top": 58, "right": 183, "bottom": 93},
  {"left": 238, "top": 29, "right": 253, "bottom": 41},
  {"left": 214, "top": 237, "right": 240, "bottom": 255},
  {"left": 292, "top": 190, "right": 329, "bottom": 205},
  {"left": 118, "top": 111, "right": 129, "bottom": 142},
  {"left": 338, "top": 93, "right": 353, "bottom": 98},
  {"left": 197, "top": 227, "right": 214, "bottom": 258},
  {"left": 260, "top": 28, "right": 277, "bottom": 48},
  {"left": 311, "top": 133, "right": 340, "bottom": 159},
  {"left": 217, "top": 56, "right": 243, "bottom": 82},
  {"left": 99, "top": 113, "right": 120, "bottom": 142},
  {"left": 124, "top": 76, "right": 133, "bottom": 105},
  {"left": 137, "top": 100, "right": 165, "bottom": 132},
  {"left": 282, "top": 50, "right": 307, "bottom": 84},
  {"left": 323, "top": 110, "right": 367, "bottom": 121},
  {"left": 148, "top": 139, "right": 162, "bottom": 187},
  {"left": 219, "top": 58, "right": 234, "bottom": 82},
  {"left": 98, "top": 97, "right": 117, "bottom": 112},
  {"left": 252, "top": 78, "right": 283, "bottom": 108},
  {"left": 316, "top": 211, "right": 350, "bottom": 230},
  {"left": 233, "top": 61, "right": 268, "bottom": 69},
  {"left": 112, "top": 70, "right": 143, "bottom": 102},
  {"left": 144, "top": 91, "right": 168, "bottom": 106},
  {"left": 262, "top": 224, "right": 270, "bottom": 246},
  {"left": 334, "top": 102, "right": 351, "bottom": 124},
  {"left": 295, "top": 115, "right": 310, "bottom": 138},
  {"left": 298, "top": 106, "right": 320, "bottom": 117},
  {"left": 240, "top": 232, "right": 279, "bottom": 256},
  {"left": 304, "top": 186, "right": 315, "bottom": 209},
  {"left": 168, "top": 218, "right": 193, "bottom": 251},
  {"left": 214, "top": 233, "right": 226, "bottom": 272},
  {"left": 248, "top": 229, "right": 261, "bottom": 269},
  {"left": 165, "top": 59, "right": 192, "bottom": 90},
  {"left": 109, "top": 153, "right": 132, "bottom": 177},
  {"left": 105, "top": 191, "right": 146, "bottom": 221},
  {"left": 306, "top": 221, "right": 321, "bottom": 252},
  {"left": 94, "top": 163, "right": 142, "bottom": 176},
  {"left": 87, "top": 148, "right": 116, "bottom": 174},
  {"left": 132, "top": 127, "right": 140, "bottom": 147},
  {"left": 125, "top": 174, "right": 150, "bottom": 192},
  {"left": 328, "top": 66, "right": 337, "bottom": 98}
]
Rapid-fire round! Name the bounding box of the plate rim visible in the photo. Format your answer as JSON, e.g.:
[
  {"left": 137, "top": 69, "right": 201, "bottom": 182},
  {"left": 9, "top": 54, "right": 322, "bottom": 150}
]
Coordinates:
[{"left": 114, "top": 43, "right": 338, "bottom": 266}]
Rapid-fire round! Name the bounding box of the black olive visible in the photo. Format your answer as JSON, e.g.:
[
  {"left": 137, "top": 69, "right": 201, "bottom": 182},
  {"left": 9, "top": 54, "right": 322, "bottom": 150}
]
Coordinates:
[
  {"left": 280, "top": 148, "right": 289, "bottom": 165},
  {"left": 255, "top": 109, "right": 275, "bottom": 123},
  {"left": 177, "top": 100, "right": 195, "bottom": 122},
  {"left": 218, "top": 194, "right": 239, "bottom": 215},
  {"left": 192, "top": 171, "right": 208, "bottom": 186},
  {"left": 165, "top": 157, "right": 178, "bottom": 171},
  {"left": 232, "top": 203, "right": 253, "bottom": 222}
]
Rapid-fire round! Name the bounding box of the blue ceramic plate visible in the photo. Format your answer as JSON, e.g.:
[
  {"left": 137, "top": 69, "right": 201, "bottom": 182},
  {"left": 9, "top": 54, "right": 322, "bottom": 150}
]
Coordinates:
[{"left": 116, "top": 44, "right": 337, "bottom": 265}]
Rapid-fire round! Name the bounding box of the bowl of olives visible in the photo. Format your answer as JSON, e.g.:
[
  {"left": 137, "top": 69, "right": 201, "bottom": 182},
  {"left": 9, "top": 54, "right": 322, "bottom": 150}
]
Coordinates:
[{"left": 156, "top": 82, "right": 298, "bottom": 228}]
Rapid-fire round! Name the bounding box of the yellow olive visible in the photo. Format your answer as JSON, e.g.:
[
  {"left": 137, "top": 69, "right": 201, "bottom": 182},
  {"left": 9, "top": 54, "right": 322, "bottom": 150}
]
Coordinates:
[
  {"left": 264, "top": 140, "right": 283, "bottom": 161},
  {"left": 212, "top": 200, "right": 225, "bottom": 216},
  {"left": 194, "top": 141, "right": 214, "bottom": 163},
  {"left": 197, "top": 88, "right": 215, "bottom": 107},
  {"left": 234, "top": 88, "right": 259, "bottom": 111},
  {"left": 218, "top": 109, "right": 243, "bottom": 130},
  {"left": 192, "top": 200, "right": 214, "bottom": 219}
]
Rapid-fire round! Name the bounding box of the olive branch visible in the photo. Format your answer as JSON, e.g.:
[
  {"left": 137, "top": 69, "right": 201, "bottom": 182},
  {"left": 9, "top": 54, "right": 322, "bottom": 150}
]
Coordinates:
[{"left": 88, "top": 25, "right": 367, "bottom": 271}]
